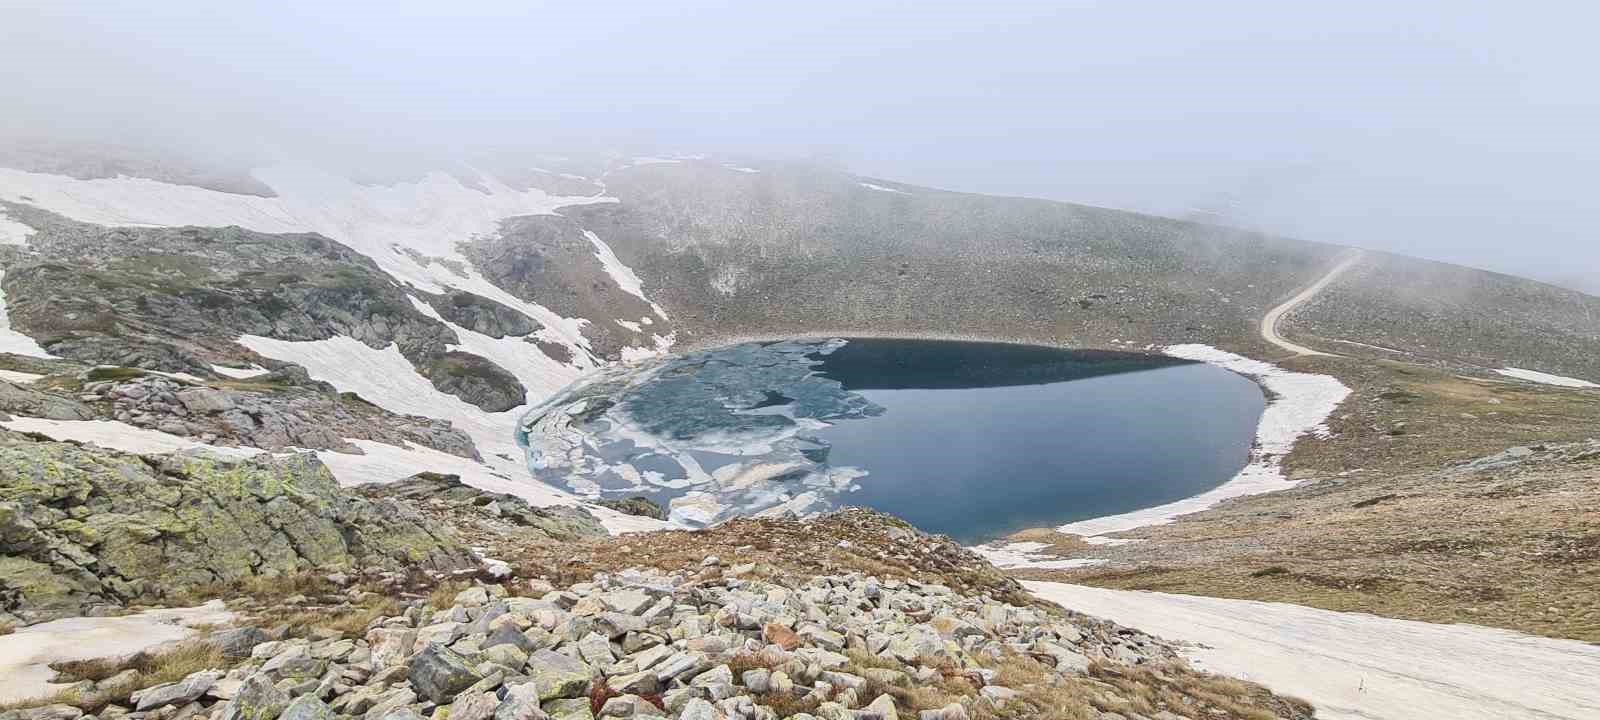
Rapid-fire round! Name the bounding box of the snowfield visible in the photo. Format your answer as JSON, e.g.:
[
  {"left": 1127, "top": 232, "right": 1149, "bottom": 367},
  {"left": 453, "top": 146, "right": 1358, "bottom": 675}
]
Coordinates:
[
  {"left": 0, "top": 269, "right": 55, "bottom": 359},
  {"left": 971, "top": 542, "right": 1108, "bottom": 570},
  {"left": 0, "top": 165, "right": 668, "bottom": 363},
  {"left": 1055, "top": 344, "right": 1350, "bottom": 538},
  {"left": 1495, "top": 367, "right": 1599, "bottom": 389},
  {"left": 0, "top": 601, "right": 234, "bottom": 704},
  {"left": 0, "top": 165, "right": 684, "bottom": 533},
  {"left": 1026, "top": 581, "right": 1600, "bottom": 720},
  {"left": 0, "top": 417, "right": 265, "bottom": 458}
]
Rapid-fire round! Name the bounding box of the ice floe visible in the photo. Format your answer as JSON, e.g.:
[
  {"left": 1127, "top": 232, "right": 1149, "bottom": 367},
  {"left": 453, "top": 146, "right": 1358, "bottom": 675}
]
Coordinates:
[{"left": 518, "top": 339, "right": 880, "bottom": 526}]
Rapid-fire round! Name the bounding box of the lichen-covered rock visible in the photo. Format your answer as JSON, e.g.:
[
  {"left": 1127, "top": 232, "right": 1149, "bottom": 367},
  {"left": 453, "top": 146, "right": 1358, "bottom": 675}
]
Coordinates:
[
  {"left": 0, "top": 380, "right": 93, "bottom": 421},
  {"left": 0, "top": 433, "right": 475, "bottom": 622},
  {"left": 216, "top": 675, "right": 290, "bottom": 720},
  {"left": 131, "top": 670, "right": 221, "bottom": 710},
  {"left": 538, "top": 699, "right": 593, "bottom": 720},
  {"left": 275, "top": 695, "right": 335, "bottom": 720},
  {"left": 73, "top": 372, "right": 478, "bottom": 458},
  {"left": 0, "top": 204, "right": 543, "bottom": 412},
  {"left": 407, "top": 643, "right": 483, "bottom": 704},
  {"left": 353, "top": 473, "right": 606, "bottom": 544},
  {"left": 522, "top": 650, "right": 591, "bottom": 701}
]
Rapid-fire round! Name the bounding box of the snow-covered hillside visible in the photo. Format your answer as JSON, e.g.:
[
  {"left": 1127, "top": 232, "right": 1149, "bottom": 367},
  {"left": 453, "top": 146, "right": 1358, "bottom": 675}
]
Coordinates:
[{"left": 0, "top": 163, "right": 679, "bottom": 531}]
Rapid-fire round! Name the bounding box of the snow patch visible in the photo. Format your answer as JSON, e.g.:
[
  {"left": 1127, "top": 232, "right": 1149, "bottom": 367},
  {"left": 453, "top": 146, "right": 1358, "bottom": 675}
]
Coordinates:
[
  {"left": 405, "top": 295, "right": 586, "bottom": 401},
  {"left": 0, "top": 165, "right": 610, "bottom": 358},
  {"left": 0, "top": 208, "right": 34, "bottom": 245},
  {"left": 859, "top": 182, "right": 908, "bottom": 194},
  {"left": 972, "top": 542, "right": 1108, "bottom": 570},
  {"left": 0, "top": 417, "right": 263, "bottom": 458},
  {"left": 0, "top": 601, "right": 233, "bottom": 704},
  {"left": 582, "top": 230, "right": 669, "bottom": 321},
  {"left": 0, "top": 369, "right": 44, "bottom": 383},
  {"left": 1057, "top": 344, "right": 1350, "bottom": 538},
  {"left": 1495, "top": 367, "right": 1598, "bottom": 389},
  {"left": 0, "top": 269, "right": 55, "bottom": 358},
  {"left": 211, "top": 363, "right": 271, "bottom": 379},
  {"left": 233, "top": 333, "right": 663, "bottom": 532},
  {"left": 1025, "top": 581, "right": 1600, "bottom": 720},
  {"left": 723, "top": 165, "right": 761, "bottom": 174},
  {"left": 237, "top": 335, "right": 518, "bottom": 453},
  {"left": 314, "top": 439, "right": 671, "bottom": 535}
]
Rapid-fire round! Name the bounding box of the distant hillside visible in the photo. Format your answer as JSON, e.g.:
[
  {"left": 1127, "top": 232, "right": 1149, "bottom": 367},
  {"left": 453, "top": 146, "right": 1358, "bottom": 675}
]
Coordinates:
[{"left": 0, "top": 148, "right": 1596, "bottom": 518}]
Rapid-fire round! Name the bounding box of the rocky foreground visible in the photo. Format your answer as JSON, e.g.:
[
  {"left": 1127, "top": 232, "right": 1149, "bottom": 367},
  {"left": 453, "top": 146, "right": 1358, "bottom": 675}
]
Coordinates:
[
  {"left": 0, "top": 423, "right": 1312, "bottom": 719},
  {"left": 4, "top": 561, "right": 1311, "bottom": 720}
]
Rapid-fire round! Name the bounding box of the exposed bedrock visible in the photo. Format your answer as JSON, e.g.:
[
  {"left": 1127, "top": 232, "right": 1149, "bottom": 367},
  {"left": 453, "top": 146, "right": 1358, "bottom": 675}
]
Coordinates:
[
  {"left": 0, "top": 435, "right": 472, "bottom": 624},
  {"left": 0, "top": 203, "right": 528, "bottom": 411},
  {"left": 462, "top": 212, "right": 665, "bottom": 360},
  {"left": 0, "top": 433, "right": 607, "bottom": 626}
]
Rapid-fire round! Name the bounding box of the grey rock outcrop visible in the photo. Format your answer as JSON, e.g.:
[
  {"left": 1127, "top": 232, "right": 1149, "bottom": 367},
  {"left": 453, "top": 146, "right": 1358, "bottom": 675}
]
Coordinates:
[{"left": 0, "top": 432, "right": 475, "bottom": 624}]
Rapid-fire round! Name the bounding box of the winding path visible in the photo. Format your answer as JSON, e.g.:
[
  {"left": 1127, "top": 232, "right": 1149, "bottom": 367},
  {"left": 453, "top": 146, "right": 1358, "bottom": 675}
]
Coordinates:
[
  {"left": 1261, "top": 249, "right": 1364, "bottom": 356},
  {"left": 1027, "top": 582, "right": 1600, "bottom": 720}
]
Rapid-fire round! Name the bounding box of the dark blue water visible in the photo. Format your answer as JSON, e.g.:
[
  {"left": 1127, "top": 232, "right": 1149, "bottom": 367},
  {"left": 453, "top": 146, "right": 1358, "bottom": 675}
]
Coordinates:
[{"left": 810, "top": 339, "right": 1265, "bottom": 542}]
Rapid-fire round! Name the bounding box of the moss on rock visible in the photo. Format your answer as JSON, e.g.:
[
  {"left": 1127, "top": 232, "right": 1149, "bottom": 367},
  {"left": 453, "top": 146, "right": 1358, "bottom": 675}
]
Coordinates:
[{"left": 0, "top": 431, "right": 478, "bottom": 623}]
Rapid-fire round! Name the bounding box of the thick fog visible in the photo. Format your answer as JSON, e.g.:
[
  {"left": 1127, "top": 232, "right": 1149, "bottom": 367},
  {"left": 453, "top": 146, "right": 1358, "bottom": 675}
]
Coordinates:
[{"left": 3, "top": 1, "right": 1595, "bottom": 292}]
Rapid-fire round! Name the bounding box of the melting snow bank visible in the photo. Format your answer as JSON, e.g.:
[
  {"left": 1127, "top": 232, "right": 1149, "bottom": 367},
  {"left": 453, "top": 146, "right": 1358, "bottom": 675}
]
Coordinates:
[
  {"left": 0, "top": 269, "right": 55, "bottom": 359},
  {"left": 972, "top": 542, "right": 1108, "bottom": 570},
  {"left": 1056, "top": 344, "right": 1350, "bottom": 538},
  {"left": 0, "top": 601, "right": 233, "bottom": 704},
  {"left": 0, "top": 417, "right": 264, "bottom": 458},
  {"left": 1495, "top": 367, "right": 1599, "bottom": 389},
  {"left": 1025, "top": 582, "right": 1600, "bottom": 720}
]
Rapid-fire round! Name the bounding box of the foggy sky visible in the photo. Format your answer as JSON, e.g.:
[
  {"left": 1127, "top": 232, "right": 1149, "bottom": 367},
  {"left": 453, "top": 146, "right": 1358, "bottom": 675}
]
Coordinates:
[{"left": 3, "top": 1, "right": 1595, "bottom": 292}]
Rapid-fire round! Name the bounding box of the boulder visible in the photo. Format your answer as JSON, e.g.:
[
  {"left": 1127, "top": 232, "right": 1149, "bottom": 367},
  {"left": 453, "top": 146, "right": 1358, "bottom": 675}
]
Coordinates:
[
  {"left": 408, "top": 643, "right": 483, "bottom": 704},
  {"left": 523, "top": 649, "right": 591, "bottom": 701},
  {"left": 131, "top": 670, "right": 221, "bottom": 710},
  {"left": 276, "top": 695, "right": 335, "bottom": 720},
  {"left": 216, "top": 674, "right": 291, "bottom": 720}
]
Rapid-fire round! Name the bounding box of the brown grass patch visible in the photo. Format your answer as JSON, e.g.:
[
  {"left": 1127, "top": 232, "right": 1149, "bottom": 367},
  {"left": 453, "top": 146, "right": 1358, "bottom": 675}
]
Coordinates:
[
  {"left": 728, "top": 650, "right": 786, "bottom": 676},
  {"left": 0, "top": 640, "right": 233, "bottom": 713}
]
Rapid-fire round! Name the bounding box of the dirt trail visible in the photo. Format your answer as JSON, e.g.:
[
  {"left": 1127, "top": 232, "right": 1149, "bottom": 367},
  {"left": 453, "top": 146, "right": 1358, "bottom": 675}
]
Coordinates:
[{"left": 1261, "top": 249, "right": 1364, "bottom": 356}]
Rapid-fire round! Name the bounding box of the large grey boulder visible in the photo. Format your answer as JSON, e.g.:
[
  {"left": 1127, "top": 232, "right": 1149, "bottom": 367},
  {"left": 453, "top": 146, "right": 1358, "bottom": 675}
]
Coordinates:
[
  {"left": 407, "top": 643, "right": 484, "bottom": 704},
  {"left": 493, "top": 684, "right": 550, "bottom": 720},
  {"left": 131, "top": 670, "right": 221, "bottom": 710},
  {"left": 216, "top": 674, "right": 291, "bottom": 720},
  {"left": 206, "top": 627, "right": 270, "bottom": 660},
  {"left": 276, "top": 695, "right": 335, "bottom": 720},
  {"left": 523, "top": 649, "right": 591, "bottom": 701}
]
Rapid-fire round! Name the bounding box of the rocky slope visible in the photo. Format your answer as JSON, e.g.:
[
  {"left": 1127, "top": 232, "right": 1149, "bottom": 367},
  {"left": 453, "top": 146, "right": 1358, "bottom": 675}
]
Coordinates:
[
  {"left": 0, "top": 430, "right": 606, "bottom": 626},
  {"left": 2, "top": 507, "right": 1313, "bottom": 720}
]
